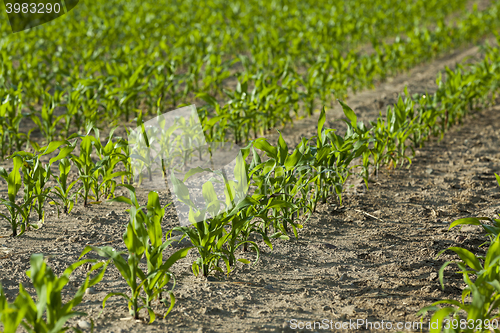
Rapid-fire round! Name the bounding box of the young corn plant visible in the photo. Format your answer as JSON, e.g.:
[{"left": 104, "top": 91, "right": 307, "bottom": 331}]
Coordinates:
[
  {"left": 381, "top": 88, "right": 418, "bottom": 168},
  {"left": 335, "top": 107, "right": 370, "bottom": 175},
  {"left": 116, "top": 131, "right": 134, "bottom": 185},
  {"left": 313, "top": 103, "right": 370, "bottom": 207},
  {"left": 225, "top": 146, "right": 288, "bottom": 253},
  {"left": 251, "top": 135, "right": 306, "bottom": 237},
  {"left": 128, "top": 119, "right": 156, "bottom": 185},
  {"left": 0, "top": 156, "right": 26, "bottom": 237},
  {"left": 28, "top": 91, "right": 65, "bottom": 143},
  {"left": 368, "top": 110, "right": 396, "bottom": 177},
  {"left": 62, "top": 87, "right": 83, "bottom": 138},
  {"left": 50, "top": 157, "right": 79, "bottom": 215},
  {"left": 218, "top": 152, "right": 263, "bottom": 267},
  {"left": 113, "top": 186, "right": 189, "bottom": 309},
  {"left": 170, "top": 172, "right": 235, "bottom": 277},
  {"left": 12, "top": 141, "right": 75, "bottom": 225},
  {"left": 0, "top": 86, "right": 30, "bottom": 158},
  {"left": 70, "top": 130, "right": 101, "bottom": 206},
  {"left": 0, "top": 286, "right": 26, "bottom": 333},
  {"left": 81, "top": 185, "right": 191, "bottom": 322},
  {"left": 170, "top": 160, "right": 260, "bottom": 277},
  {"left": 91, "top": 127, "right": 130, "bottom": 200},
  {"left": 154, "top": 113, "right": 181, "bottom": 178},
  {"left": 13, "top": 151, "right": 50, "bottom": 228},
  {"left": 0, "top": 253, "right": 108, "bottom": 333},
  {"left": 418, "top": 233, "right": 500, "bottom": 333}
]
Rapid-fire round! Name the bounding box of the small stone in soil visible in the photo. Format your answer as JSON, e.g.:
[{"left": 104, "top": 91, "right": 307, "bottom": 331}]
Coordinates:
[
  {"left": 85, "top": 287, "right": 97, "bottom": 295},
  {"left": 106, "top": 211, "right": 117, "bottom": 217},
  {"left": 77, "top": 320, "right": 91, "bottom": 329}
]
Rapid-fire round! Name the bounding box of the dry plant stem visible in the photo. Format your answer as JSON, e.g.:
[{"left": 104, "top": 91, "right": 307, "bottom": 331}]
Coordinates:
[
  {"left": 353, "top": 209, "right": 385, "bottom": 222},
  {"left": 0, "top": 250, "right": 30, "bottom": 260}
]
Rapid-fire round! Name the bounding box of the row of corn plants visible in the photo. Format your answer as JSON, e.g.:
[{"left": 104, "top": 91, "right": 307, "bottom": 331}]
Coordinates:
[
  {"left": 0, "top": 104, "right": 225, "bottom": 237},
  {"left": 0, "top": 127, "right": 131, "bottom": 237}
]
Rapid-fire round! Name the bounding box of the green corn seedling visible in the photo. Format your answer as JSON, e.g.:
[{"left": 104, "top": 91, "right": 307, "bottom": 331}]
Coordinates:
[
  {"left": 13, "top": 152, "right": 49, "bottom": 228},
  {"left": 12, "top": 141, "right": 75, "bottom": 226},
  {"left": 70, "top": 130, "right": 101, "bottom": 206},
  {"left": 0, "top": 86, "right": 30, "bottom": 158},
  {"left": 62, "top": 87, "right": 83, "bottom": 138},
  {"left": 170, "top": 172, "right": 234, "bottom": 277},
  {"left": 128, "top": 119, "right": 155, "bottom": 185},
  {"left": 50, "top": 158, "right": 79, "bottom": 215},
  {"left": 28, "top": 91, "right": 65, "bottom": 143},
  {"left": 0, "top": 156, "right": 26, "bottom": 237},
  {"left": 90, "top": 127, "right": 130, "bottom": 201},
  {"left": 418, "top": 233, "right": 500, "bottom": 333},
  {"left": 0, "top": 253, "right": 108, "bottom": 333},
  {"left": 251, "top": 134, "right": 306, "bottom": 235},
  {"left": 82, "top": 185, "right": 191, "bottom": 322},
  {"left": 170, "top": 159, "right": 261, "bottom": 277}
]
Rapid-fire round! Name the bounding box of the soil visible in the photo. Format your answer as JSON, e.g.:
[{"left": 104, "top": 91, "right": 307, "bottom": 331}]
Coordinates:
[{"left": 1, "top": 41, "right": 500, "bottom": 333}]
